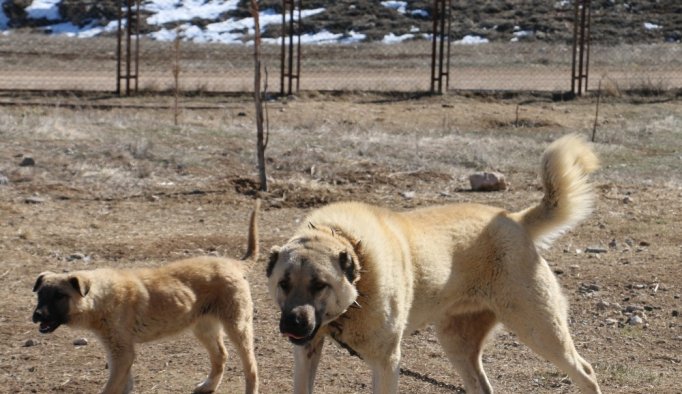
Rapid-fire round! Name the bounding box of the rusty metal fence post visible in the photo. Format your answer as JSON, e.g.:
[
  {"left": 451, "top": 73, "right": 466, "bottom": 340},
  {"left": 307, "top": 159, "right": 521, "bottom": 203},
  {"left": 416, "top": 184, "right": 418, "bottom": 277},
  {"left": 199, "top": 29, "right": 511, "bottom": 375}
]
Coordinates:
[
  {"left": 116, "top": 0, "right": 140, "bottom": 96},
  {"left": 571, "top": 0, "right": 592, "bottom": 96},
  {"left": 280, "top": 0, "right": 302, "bottom": 96},
  {"left": 430, "top": 0, "right": 452, "bottom": 94}
]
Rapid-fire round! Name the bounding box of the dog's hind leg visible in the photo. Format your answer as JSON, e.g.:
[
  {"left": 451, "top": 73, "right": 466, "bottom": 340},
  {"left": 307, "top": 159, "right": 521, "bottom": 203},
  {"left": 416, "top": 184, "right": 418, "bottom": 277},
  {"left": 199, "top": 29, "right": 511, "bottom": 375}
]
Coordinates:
[
  {"left": 435, "top": 310, "right": 496, "bottom": 394},
  {"left": 494, "top": 260, "right": 601, "bottom": 394},
  {"left": 223, "top": 316, "right": 259, "bottom": 394},
  {"left": 193, "top": 318, "right": 228, "bottom": 394},
  {"left": 293, "top": 334, "right": 325, "bottom": 394}
]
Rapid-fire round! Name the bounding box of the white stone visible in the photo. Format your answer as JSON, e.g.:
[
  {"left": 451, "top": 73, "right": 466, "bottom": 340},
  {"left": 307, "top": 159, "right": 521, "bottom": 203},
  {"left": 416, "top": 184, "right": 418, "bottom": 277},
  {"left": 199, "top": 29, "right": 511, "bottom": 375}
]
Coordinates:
[{"left": 469, "top": 172, "right": 507, "bottom": 191}]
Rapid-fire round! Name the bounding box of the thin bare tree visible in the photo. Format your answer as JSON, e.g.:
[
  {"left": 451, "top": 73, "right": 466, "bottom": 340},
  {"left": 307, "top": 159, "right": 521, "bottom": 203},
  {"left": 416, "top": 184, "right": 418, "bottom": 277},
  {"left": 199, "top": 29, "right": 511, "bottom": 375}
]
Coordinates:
[
  {"left": 250, "top": 0, "right": 268, "bottom": 192},
  {"left": 592, "top": 78, "right": 603, "bottom": 142}
]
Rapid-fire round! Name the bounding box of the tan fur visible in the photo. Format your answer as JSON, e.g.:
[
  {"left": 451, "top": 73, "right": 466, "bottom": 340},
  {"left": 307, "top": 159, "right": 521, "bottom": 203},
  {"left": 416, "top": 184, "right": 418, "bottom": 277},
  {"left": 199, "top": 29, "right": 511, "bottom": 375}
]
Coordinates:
[
  {"left": 33, "top": 200, "right": 261, "bottom": 394},
  {"left": 267, "top": 135, "right": 601, "bottom": 394},
  {"left": 510, "top": 134, "right": 599, "bottom": 248}
]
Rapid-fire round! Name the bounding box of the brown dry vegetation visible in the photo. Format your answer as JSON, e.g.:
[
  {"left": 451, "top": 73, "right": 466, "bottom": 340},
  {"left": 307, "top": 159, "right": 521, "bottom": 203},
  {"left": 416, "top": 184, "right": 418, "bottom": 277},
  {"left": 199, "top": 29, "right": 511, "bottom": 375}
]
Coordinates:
[
  {"left": 8, "top": 0, "right": 681, "bottom": 44},
  {"left": 0, "top": 92, "right": 681, "bottom": 393}
]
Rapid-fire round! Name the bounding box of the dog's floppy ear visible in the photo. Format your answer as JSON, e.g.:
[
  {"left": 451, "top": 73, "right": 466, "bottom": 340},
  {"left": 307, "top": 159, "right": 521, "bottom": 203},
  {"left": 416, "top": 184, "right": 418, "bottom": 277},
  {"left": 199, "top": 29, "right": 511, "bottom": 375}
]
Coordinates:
[
  {"left": 32, "top": 272, "right": 52, "bottom": 292},
  {"left": 266, "top": 247, "right": 280, "bottom": 278},
  {"left": 338, "top": 251, "right": 359, "bottom": 284},
  {"left": 68, "top": 275, "right": 90, "bottom": 297}
]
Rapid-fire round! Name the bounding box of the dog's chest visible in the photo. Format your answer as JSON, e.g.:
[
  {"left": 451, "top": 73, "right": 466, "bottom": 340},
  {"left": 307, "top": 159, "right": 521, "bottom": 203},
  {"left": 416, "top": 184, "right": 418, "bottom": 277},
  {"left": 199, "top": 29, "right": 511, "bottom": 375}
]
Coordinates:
[{"left": 328, "top": 320, "right": 363, "bottom": 359}]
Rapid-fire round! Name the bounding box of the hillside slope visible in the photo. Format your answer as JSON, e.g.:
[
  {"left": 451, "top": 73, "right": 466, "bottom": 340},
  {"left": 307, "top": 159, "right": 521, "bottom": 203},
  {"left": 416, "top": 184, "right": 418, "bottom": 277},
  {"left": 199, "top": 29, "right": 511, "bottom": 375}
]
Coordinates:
[{"left": 1, "top": 0, "right": 680, "bottom": 44}]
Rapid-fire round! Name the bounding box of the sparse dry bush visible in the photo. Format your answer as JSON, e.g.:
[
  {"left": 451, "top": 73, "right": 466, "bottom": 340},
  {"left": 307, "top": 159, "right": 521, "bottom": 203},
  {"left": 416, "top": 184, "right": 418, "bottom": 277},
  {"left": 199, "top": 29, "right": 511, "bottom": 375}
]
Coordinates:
[{"left": 627, "top": 77, "right": 669, "bottom": 96}]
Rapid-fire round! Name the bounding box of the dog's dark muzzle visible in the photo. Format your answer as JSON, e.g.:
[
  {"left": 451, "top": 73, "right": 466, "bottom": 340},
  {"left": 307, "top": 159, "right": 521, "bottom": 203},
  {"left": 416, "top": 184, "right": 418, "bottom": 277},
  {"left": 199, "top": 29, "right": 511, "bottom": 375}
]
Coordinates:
[
  {"left": 279, "top": 305, "right": 318, "bottom": 346},
  {"left": 32, "top": 308, "right": 61, "bottom": 334}
]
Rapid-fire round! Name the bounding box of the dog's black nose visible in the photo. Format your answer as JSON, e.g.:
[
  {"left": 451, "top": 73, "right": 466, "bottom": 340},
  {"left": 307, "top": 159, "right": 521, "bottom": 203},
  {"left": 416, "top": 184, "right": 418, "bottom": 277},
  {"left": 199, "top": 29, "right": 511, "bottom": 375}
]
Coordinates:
[
  {"left": 32, "top": 309, "right": 43, "bottom": 323},
  {"left": 280, "top": 305, "right": 315, "bottom": 337},
  {"left": 281, "top": 312, "right": 304, "bottom": 327}
]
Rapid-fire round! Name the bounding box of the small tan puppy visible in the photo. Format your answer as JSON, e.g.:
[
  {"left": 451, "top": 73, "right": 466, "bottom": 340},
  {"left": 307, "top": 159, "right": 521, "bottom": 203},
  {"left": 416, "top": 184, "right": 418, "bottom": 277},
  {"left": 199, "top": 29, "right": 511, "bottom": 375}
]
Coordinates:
[
  {"left": 32, "top": 200, "right": 261, "bottom": 394},
  {"left": 266, "top": 135, "right": 602, "bottom": 393}
]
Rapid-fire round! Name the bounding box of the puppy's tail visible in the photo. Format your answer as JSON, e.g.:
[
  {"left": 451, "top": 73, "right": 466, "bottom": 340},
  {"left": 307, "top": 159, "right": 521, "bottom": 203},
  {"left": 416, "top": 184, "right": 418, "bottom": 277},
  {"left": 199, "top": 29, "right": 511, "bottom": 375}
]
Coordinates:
[
  {"left": 241, "top": 199, "right": 260, "bottom": 262},
  {"left": 511, "top": 134, "right": 599, "bottom": 249}
]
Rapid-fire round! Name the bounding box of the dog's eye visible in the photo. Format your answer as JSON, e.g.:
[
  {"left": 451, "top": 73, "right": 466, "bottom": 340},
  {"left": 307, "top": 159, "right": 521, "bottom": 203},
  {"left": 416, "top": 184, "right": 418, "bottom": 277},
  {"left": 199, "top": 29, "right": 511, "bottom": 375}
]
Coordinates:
[
  {"left": 278, "top": 280, "right": 291, "bottom": 293},
  {"left": 310, "top": 281, "right": 328, "bottom": 293}
]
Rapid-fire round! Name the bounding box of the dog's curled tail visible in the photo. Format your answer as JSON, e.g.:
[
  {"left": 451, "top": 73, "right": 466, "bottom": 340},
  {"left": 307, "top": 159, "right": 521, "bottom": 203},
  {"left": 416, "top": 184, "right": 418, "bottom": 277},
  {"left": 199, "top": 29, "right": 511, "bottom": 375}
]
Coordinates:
[
  {"left": 241, "top": 198, "right": 261, "bottom": 262},
  {"left": 512, "top": 134, "right": 599, "bottom": 249}
]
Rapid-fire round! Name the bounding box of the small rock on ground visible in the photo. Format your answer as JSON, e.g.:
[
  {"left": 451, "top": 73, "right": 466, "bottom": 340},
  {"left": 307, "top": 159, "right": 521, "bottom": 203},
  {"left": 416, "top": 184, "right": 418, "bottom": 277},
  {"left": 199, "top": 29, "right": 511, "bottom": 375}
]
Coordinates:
[
  {"left": 19, "top": 156, "right": 35, "bottom": 167},
  {"left": 469, "top": 172, "right": 507, "bottom": 192},
  {"left": 400, "top": 191, "right": 415, "bottom": 199},
  {"left": 24, "top": 196, "right": 45, "bottom": 204},
  {"left": 586, "top": 246, "right": 607, "bottom": 254},
  {"left": 67, "top": 253, "right": 90, "bottom": 262}
]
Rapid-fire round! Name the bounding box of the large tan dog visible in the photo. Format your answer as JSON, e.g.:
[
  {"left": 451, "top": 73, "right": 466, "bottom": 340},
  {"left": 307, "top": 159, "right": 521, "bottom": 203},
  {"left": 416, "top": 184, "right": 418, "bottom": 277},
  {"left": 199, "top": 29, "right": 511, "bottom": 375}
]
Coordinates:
[
  {"left": 32, "top": 200, "right": 261, "bottom": 394},
  {"left": 266, "top": 135, "right": 602, "bottom": 393}
]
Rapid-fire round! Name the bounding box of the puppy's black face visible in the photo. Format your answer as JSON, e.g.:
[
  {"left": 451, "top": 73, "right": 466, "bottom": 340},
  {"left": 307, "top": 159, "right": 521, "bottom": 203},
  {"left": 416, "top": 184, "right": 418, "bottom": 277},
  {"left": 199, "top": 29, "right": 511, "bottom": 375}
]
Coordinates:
[
  {"left": 32, "top": 272, "right": 88, "bottom": 334},
  {"left": 32, "top": 284, "right": 71, "bottom": 334}
]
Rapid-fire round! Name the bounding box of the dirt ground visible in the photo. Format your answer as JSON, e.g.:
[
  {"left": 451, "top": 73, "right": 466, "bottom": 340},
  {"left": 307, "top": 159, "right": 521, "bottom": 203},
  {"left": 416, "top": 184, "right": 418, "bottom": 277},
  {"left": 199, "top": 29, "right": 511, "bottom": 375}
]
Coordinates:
[{"left": 0, "top": 91, "right": 680, "bottom": 393}]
